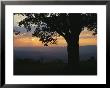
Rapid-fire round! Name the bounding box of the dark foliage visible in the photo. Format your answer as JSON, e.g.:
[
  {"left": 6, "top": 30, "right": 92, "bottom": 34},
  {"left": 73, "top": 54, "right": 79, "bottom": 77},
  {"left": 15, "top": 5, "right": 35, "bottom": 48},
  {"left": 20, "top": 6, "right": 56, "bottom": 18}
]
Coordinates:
[
  {"left": 14, "top": 13, "right": 97, "bottom": 46},
  {"left": 14, "top": 13, "right": 97, "bottom": 66}
]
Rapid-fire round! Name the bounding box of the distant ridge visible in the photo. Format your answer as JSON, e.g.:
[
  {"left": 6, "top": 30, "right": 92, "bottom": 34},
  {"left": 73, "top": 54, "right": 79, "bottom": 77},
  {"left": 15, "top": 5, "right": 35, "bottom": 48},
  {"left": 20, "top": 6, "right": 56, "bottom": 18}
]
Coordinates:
[{"left": 14, "top": 45, "right": 97, "bottom": 62}]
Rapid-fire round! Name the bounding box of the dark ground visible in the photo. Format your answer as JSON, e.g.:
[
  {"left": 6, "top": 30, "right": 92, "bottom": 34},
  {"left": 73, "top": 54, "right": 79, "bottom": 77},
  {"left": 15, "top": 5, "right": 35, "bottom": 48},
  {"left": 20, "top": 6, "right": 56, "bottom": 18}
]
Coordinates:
[{"left": 14, "top": 59, "right": 97, "bottom": 75}]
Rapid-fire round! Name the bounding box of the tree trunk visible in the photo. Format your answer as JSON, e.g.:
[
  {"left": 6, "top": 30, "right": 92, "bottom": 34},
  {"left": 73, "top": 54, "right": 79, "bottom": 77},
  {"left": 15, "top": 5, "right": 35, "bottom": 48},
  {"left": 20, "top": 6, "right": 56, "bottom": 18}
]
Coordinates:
[{"left": 66, "top": 34, "right": 79, "bottom": 71}]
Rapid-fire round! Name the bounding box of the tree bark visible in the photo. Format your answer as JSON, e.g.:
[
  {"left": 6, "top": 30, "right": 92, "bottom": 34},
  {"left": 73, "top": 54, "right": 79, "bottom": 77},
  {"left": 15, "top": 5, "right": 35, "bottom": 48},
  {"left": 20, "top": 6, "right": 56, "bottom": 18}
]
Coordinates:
[{"left": 66, "top": 34, "right": 79, "bottom": 70}]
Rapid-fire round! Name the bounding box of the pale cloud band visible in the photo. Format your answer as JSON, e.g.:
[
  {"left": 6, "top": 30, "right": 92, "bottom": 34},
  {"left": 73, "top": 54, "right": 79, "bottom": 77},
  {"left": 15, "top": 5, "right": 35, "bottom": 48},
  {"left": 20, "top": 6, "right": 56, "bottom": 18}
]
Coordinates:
[
  {"left": 13, "top": 14, "right": 97, "bottom": 47},
  {"left": 14, "top": 28, "right": 97, "bottom": 47}
]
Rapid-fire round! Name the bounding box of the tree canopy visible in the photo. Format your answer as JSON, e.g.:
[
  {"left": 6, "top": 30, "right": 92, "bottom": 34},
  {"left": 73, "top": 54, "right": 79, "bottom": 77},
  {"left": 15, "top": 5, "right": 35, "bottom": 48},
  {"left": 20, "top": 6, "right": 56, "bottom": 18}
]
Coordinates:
[{"left": 14, "top": 13, "right": 97, "bottom": 46}]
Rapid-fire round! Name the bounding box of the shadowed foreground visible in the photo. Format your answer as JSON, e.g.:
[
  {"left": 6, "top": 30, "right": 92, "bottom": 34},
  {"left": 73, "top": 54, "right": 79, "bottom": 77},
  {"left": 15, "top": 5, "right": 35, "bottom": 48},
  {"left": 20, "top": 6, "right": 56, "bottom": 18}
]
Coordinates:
[{"left": 14, "top": 59, "right": 97, "bottom": 75}]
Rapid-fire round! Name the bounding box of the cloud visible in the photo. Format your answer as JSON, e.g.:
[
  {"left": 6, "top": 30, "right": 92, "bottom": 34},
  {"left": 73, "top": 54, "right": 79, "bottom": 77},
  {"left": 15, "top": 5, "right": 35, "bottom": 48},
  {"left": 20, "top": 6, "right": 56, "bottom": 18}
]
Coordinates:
[{"left": 13, "top": 26, "right": 97, "bottom": 47}]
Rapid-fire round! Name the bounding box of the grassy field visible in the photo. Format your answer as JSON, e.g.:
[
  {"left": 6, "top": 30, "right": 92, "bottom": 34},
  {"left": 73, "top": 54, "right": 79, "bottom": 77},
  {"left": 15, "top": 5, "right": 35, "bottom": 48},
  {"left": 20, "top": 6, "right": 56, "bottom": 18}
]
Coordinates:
[{"left": 14, "top": 59, "right": 97, "bottom": 75}]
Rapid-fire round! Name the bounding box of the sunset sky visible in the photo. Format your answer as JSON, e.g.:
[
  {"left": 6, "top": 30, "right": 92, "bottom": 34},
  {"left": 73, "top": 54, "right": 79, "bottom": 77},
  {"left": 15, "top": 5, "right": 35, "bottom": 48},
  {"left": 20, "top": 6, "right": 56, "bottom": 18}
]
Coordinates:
[{"left": 13, "top": 14, "right": 97, "bottom": 47}]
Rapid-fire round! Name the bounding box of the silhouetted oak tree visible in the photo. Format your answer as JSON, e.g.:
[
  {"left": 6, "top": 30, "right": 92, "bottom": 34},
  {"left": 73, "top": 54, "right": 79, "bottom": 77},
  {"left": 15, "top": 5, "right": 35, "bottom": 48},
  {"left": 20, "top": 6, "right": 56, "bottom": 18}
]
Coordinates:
[{"left": 14, "top": 13, "right": 97, "bottom": 67}]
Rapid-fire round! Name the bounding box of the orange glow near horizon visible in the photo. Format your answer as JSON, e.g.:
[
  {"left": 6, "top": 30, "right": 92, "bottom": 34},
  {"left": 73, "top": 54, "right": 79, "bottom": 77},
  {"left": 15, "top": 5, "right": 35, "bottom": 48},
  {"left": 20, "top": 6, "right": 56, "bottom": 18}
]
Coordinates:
[
  {"left": 14, "top": 15, "right": 97, "bottom": 48},
  {"left": 14, "top": 31, "right": 97, "bottom": 48},
  {"left": 14, "top": 36, "right": 67, "bottom": 47},
  {"left": 79, "top": 37, "right": 96, "bottom": 46}
]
